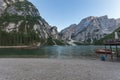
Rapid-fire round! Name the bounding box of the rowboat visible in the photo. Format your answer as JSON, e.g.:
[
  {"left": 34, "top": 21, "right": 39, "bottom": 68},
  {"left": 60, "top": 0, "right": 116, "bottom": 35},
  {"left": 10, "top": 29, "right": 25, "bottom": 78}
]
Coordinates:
[{"left": 95, "top": 49, "right": 113, "bottom": 54}]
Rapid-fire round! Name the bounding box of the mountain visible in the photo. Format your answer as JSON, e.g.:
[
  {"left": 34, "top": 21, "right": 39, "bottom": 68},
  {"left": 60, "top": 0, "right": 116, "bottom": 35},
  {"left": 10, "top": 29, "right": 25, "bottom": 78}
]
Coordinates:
[
  {"left": 60, "top": 15, "right": 120, "bottom": 44},
  {"left": 0, "top": 0, "right": 61, "bottom": 46}
]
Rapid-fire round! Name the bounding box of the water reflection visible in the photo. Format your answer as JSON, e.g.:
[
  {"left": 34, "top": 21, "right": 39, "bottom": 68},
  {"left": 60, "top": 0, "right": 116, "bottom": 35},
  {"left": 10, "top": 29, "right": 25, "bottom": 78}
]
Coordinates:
[{"left": 0, "top": 45, "right": 108, "bottom": 58}]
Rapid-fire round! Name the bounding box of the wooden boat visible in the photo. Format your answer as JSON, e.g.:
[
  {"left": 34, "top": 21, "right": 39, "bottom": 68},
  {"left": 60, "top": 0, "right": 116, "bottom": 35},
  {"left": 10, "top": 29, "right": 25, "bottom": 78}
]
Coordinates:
[{"left": 95, "top": 49, "right": 112, "bottom": 54}]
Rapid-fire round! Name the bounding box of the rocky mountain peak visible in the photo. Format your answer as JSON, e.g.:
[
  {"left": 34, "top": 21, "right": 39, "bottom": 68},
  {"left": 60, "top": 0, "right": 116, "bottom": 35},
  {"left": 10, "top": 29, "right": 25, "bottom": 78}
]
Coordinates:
[
  {"left": 0, "top": 0, "right": 40, "bottom": 17},
  {"left": 99, "top": 15, "right": 108, "bottom": 19},
  {"left": 60, "top": 15, "right": 119, "bottom": 44}
]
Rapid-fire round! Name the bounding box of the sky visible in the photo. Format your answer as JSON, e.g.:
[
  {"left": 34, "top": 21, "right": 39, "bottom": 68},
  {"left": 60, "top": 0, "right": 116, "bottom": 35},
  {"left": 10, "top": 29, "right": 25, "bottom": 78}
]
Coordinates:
[{"left": 28, "top": 0, "right": 120, "bottom": 31}]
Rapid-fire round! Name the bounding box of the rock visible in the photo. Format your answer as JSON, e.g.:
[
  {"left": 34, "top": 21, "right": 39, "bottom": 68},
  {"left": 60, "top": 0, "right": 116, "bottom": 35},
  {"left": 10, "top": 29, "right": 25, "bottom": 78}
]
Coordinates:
[
  {"left": 50, "top": 26, "right": 59, "bottom": 39},
  {"left": 60, "top": 24, "right": 77, "bottom": 40}
]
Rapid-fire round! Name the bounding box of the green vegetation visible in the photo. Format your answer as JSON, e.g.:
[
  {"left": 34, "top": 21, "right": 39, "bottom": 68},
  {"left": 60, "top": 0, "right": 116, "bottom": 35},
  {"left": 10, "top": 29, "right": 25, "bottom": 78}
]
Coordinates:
[
  {"left": 0, "top": 12, "right": 40, "bottom": 26},
  {"left": 73, "top": 42, "right": 83, "bottom": 45},
  {"left": 0, "top": 13, "right": 41, "bottom": 46},
  {"left": 54, "top": 39, "right": 65, "bottom": 45},
  {"left": 44, "top": 37, "right": 65, "bottom": 46},
  {"left": 13, "top": 0, "right": 34, "bottom": 11},
  {"left": 0, "top": 30, "right": 40, "bottom": 46}
]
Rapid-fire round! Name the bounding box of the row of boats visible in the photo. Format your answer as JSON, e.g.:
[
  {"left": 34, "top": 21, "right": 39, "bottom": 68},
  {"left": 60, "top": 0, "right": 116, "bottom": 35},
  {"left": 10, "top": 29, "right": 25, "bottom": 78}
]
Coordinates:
[{"left": 95, "top": 49, "right": 113, "bottom": 54}]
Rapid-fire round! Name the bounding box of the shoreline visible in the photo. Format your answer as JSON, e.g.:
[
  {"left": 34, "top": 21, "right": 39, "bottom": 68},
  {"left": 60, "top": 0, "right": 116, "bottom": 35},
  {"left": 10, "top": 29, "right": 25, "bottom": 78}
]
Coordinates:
[
  {"left": 0, "top": 46, "right": 39, "bottom": 49},
  {"left": 0, "top": 46, "right": 28, "bottom": 48}
]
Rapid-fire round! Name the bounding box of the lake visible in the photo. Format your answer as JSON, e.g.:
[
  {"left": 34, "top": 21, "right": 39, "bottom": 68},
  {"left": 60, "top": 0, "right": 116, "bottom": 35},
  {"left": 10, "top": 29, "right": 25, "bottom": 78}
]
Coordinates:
[{"left": 0, "top": 45, "right": 107, "bottom": 58}]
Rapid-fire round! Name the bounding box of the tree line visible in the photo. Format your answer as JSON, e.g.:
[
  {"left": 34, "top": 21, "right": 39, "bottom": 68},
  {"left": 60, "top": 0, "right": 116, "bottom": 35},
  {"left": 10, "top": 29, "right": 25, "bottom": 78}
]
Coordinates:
[{"left": 0, "top": 30, "right": 40, "bottom": 46}]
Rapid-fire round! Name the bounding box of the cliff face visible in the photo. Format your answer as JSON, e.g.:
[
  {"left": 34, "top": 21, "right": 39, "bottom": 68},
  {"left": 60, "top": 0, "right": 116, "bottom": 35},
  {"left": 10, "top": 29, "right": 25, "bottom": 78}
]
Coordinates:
[
  {"left": 60, "top": 24, "right": 77, "bottom": 40},
  {"left": 60, "top": 15, "right": 120, "bottom": 44},
  {"left": 0, "top": 0, "right": 59, "bottom": 46}
]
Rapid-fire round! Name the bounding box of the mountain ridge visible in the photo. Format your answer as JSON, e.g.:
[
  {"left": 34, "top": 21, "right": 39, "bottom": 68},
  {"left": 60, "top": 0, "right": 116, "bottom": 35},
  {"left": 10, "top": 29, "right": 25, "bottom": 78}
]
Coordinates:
[{"left": 60, "top": 15, "right": 120, "bottom": 44}]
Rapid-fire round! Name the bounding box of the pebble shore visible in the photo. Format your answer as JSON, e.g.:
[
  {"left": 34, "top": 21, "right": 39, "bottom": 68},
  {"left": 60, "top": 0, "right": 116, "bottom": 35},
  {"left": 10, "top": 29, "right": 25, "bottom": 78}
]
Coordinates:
[{"left": 0, "top": 58, "right": 120, "bottom": 80}]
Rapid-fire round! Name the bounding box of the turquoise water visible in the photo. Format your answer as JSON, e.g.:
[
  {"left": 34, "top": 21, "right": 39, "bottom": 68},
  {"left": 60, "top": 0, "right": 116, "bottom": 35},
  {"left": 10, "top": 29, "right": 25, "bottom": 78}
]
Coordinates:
[{"left": 0, "top": 45, "right": 106, "bottom": 58}]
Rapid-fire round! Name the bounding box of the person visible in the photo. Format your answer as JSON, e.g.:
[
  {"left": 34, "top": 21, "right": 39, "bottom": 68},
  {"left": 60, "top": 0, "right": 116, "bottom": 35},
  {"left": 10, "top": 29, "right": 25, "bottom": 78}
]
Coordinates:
[{"left": 100, "top": 55, "right": 106, "bottom": 61}]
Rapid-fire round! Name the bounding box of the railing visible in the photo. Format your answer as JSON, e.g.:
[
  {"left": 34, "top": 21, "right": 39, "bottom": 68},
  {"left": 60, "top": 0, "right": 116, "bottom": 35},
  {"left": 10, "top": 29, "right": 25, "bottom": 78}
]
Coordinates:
[{"left": 104, "top": 39, "right": 120, "bottom": 45}]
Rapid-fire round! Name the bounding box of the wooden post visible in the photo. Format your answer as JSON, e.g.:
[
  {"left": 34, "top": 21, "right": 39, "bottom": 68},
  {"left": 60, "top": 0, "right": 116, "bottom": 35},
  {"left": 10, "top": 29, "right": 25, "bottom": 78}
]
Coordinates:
[
  {"left": 116, "top": 45, "right": 118, "bottom": 58},
  {"left": 105, "top": 45, "right": 107, "bottom": 57},
  {"left": 110, "top": 45, "right": 113, "bottom": 60}
]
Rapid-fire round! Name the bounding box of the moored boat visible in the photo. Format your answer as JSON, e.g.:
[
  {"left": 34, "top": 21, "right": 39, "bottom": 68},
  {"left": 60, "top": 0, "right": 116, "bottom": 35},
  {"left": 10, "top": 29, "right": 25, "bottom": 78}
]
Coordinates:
[{"left": 95, "top": 49, "right": 112, "bottom": 54}]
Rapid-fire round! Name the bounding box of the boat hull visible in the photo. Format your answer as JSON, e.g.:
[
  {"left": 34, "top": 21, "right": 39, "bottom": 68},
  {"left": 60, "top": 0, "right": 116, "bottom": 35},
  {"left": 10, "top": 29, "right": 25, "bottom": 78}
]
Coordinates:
[{"left": 95, "top": 49, "right": 112, "bottom": 54}]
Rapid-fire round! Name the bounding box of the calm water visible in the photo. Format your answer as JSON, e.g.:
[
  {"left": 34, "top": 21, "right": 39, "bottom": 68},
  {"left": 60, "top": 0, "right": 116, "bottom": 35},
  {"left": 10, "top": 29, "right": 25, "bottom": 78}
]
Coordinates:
[{"left": 0, "top": 45, "right": 107, "bottom": 58}]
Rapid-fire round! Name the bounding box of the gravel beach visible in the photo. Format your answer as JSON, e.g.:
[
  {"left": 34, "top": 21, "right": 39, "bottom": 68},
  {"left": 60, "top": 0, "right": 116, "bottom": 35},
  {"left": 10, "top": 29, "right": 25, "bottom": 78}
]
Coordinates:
[{"left": 0, "top": 58, "right": 120, "bottom": 80}]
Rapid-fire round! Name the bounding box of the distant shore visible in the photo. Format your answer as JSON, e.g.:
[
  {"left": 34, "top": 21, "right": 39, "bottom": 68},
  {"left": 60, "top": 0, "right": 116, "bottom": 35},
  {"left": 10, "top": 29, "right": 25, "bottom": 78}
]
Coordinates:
[
  {"left": 0, "top": 46, "right": 28, "bottom": 48},
  {"left": 0, "top": 46, "right": 39, "bottom": 49}
]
